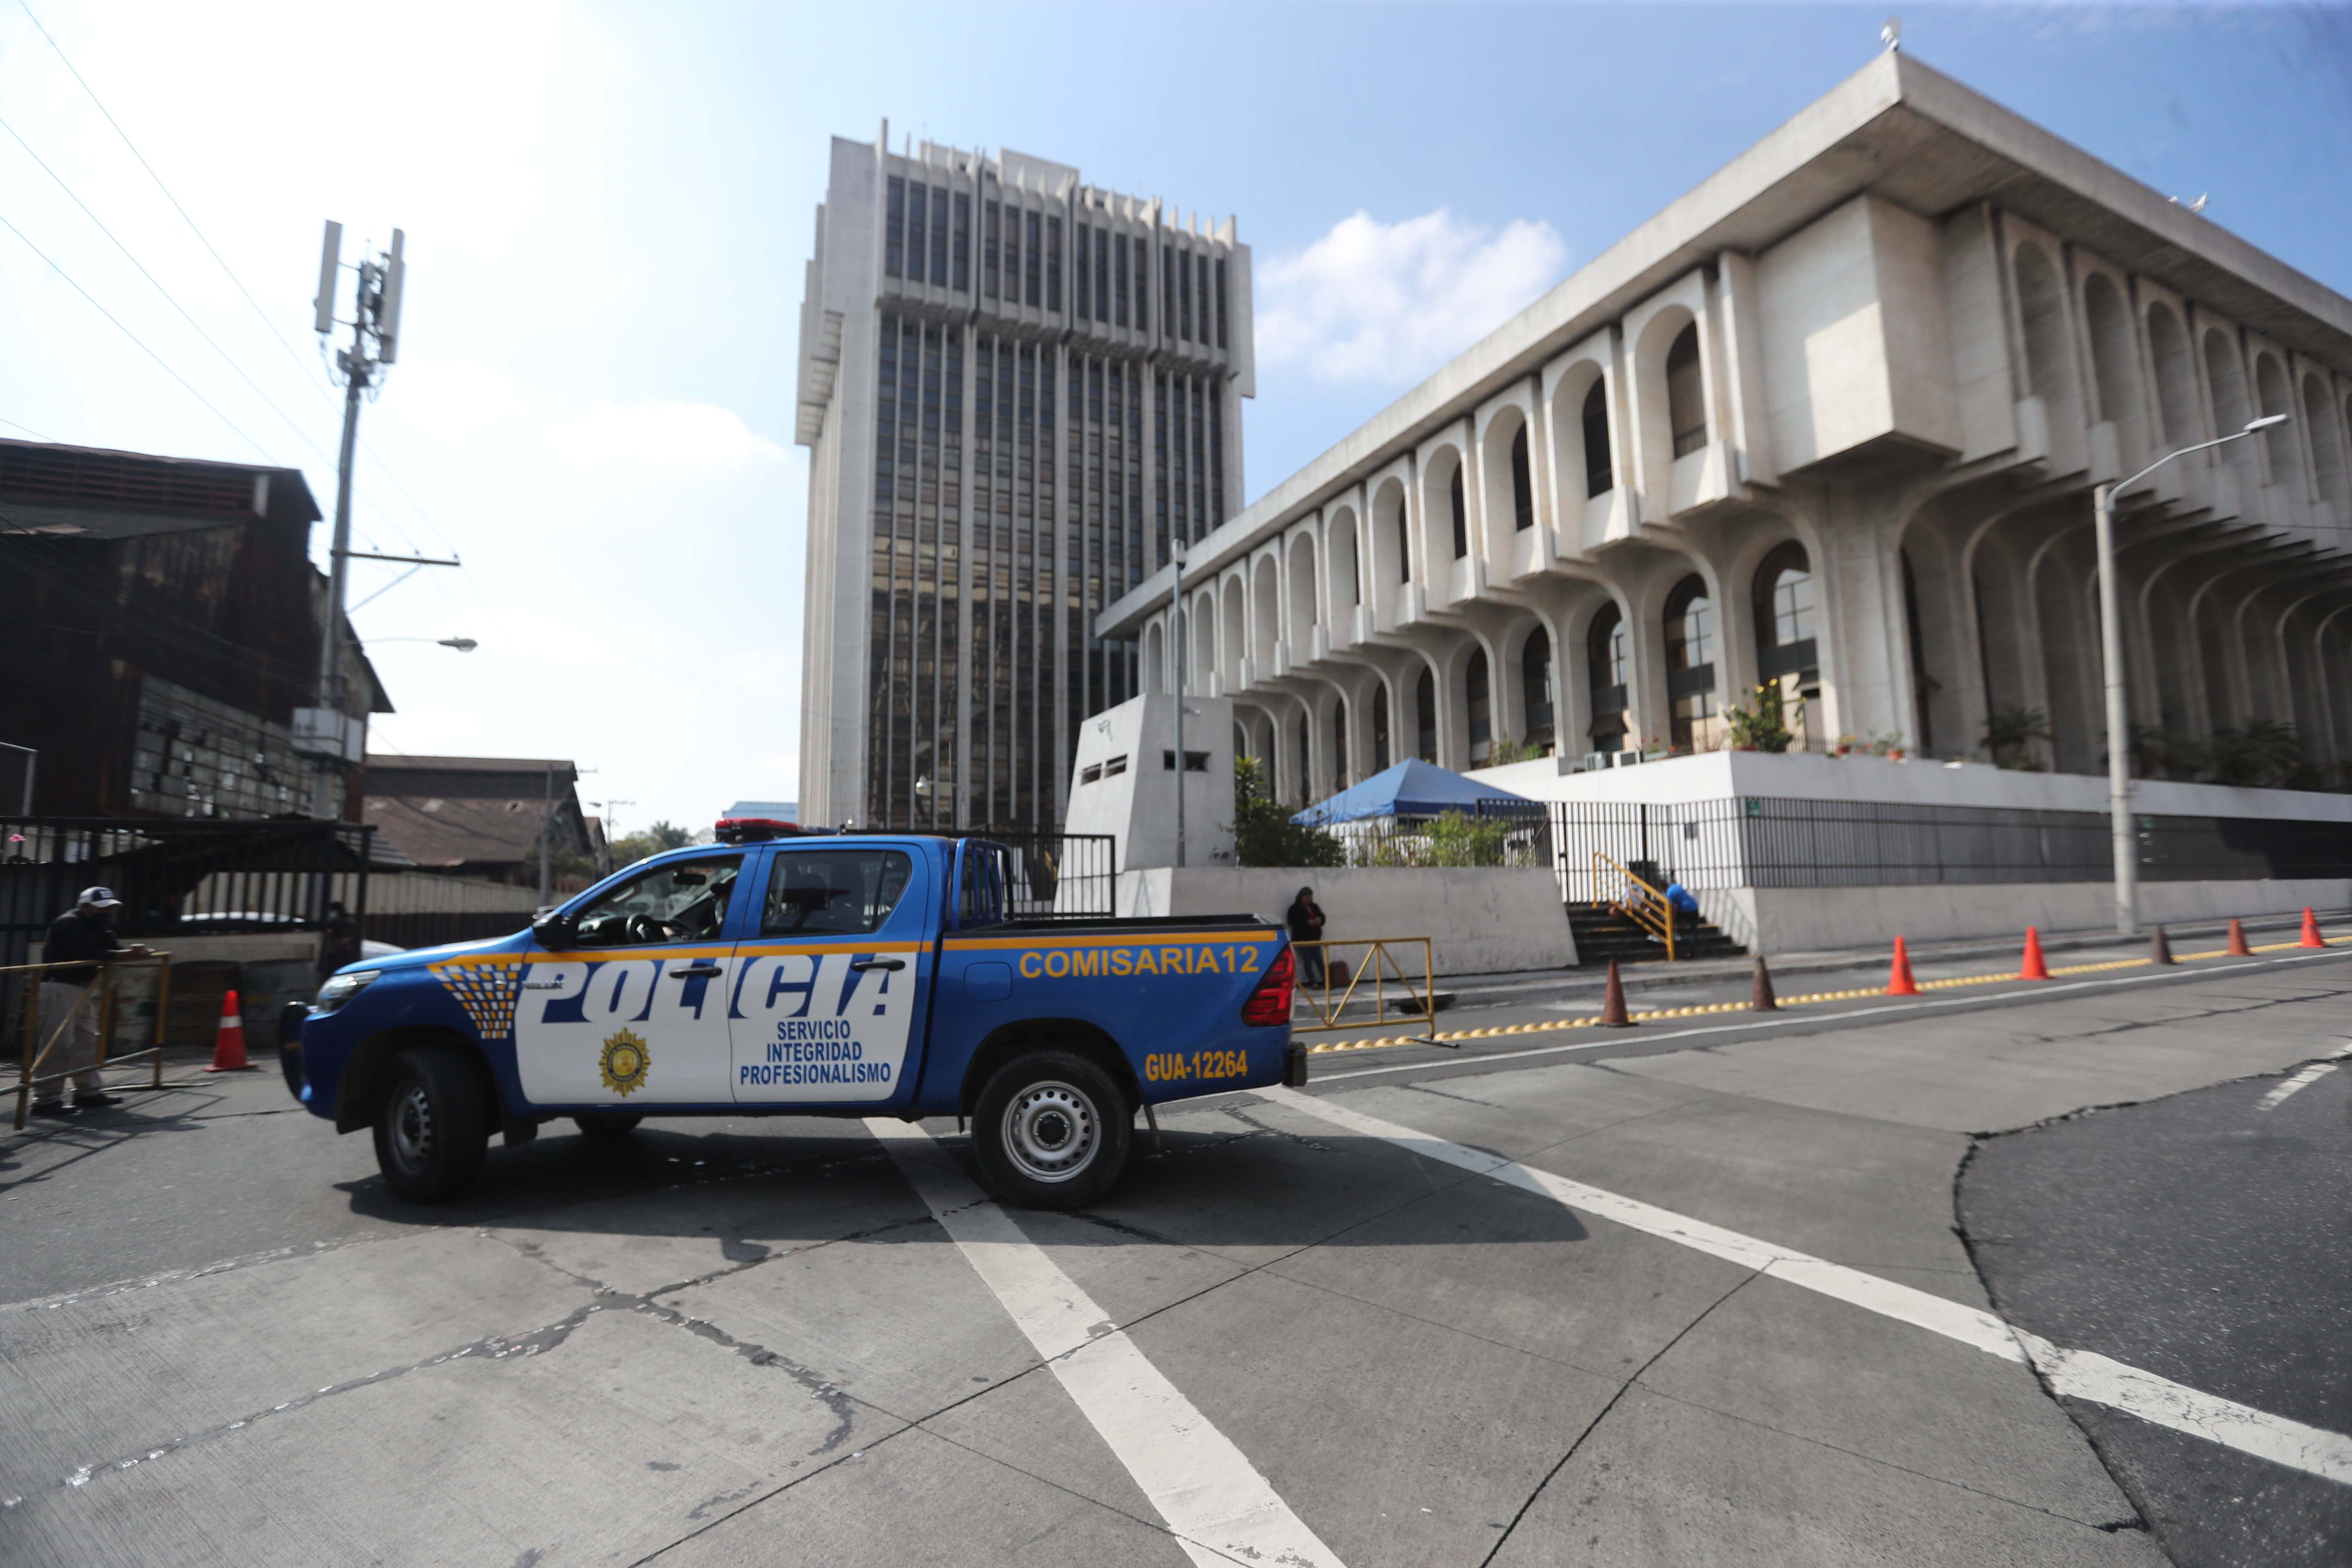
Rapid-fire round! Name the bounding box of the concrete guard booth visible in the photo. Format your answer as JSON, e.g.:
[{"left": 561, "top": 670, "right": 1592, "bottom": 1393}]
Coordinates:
[{"left": 1066, "top": 704, "right": 1576, "bottom": 975}]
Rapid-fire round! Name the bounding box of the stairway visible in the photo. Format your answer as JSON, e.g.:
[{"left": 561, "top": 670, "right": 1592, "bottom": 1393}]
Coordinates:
[{"left": 1565, "top": 900, "right": 1746, "bottom": 967}]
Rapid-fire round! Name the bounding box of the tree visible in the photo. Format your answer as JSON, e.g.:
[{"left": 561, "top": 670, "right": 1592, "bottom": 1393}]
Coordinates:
[
  {"left": 1231, "top": 758, "right": 1343, "bottom": 868},
  {"left": 609, "top": 819, "right": 693, "bottom": 867},
  {"left": 2203, "top": 719, "right": 2309, "bottom": 790}
]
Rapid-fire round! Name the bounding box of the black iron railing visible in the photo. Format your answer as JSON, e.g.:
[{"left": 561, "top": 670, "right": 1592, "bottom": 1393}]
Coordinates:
[{"left": 1546, "top": 796, "right": 2352, "bottom": 899}]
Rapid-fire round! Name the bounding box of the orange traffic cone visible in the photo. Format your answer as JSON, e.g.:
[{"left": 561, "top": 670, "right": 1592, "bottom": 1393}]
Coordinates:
[
  {"left": 1886, "top": 937, "right": 1920, "bottom": 997},
  {"left": 1598, "top": 959, "right": 1634, "bottom": 1027},
  {"left": 2020, "top": 926, "right": 2050, "bottom": 981},
  {"left": 2148, "top": 926, "right": 2174, "bottom": 966},
  {"left": 2226, "top": 919, "right": 2252, "bottom": 957},
  {"left": 202, "top": 989, "right": 255, "bottom": 1073},
  {"left": 1751, "top": 955, "right": 1778, "bottom": 1011},
  {"left": 2300, "top": 907, "right": 2325, "bottom": 948}
]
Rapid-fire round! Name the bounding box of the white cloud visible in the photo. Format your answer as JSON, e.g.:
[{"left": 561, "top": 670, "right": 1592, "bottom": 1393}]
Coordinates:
[
  {"left": 1257, "top": 209, "right": 1570, "bottom": 385},
  {"left": 543, "top": 400, "right": 786, "bottom": 473}
]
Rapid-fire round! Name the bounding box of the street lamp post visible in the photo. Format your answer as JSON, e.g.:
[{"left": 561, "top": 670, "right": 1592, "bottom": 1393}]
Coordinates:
[
  {"left": 2095, "top": 413, "right": 2289, "bottom": 935},
  {"left": 1170, "top": 544, "right": 1188, "bottom": 869}
]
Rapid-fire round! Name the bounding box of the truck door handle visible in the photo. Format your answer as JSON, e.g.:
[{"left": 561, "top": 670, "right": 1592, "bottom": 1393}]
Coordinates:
[
  {"left": 849, "top": 958, "right": 906, "bottom": 972},
  {"left": 669, "top": 962, "right": 723, "bottom": 979}
]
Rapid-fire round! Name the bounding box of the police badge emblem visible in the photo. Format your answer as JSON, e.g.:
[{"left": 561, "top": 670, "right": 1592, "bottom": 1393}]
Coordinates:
[{"left": 598, "top": 1028, "right": 650, "bottom": 1096}]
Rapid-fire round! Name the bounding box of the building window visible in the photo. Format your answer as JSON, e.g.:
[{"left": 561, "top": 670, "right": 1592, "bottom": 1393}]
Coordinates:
[
  {"left": 1466, "top": 648, "right": 1492, "bottom": 764},
  {"left": 1216, "top": 257, "right": 1228, "bottom": 350},
  {"left": 1449, "top": 464, "right": 1467, "bottom": 558},
  {"left": 931, "top": 186, "right": 948, "bottom": 285},
  {"left": 1095, "top": 228, "right": 1110, "bottom": 323},
  {"left": 952, "top": 194, "right": 970, "bottom": 291},
  {"left": 1044, "top": 216, "right": 1062, "bottom": 311},
  {"left": 1025, "top": 211, "right": 1041, "bottom": 306},
  {"left": 1179, "top": 251, "right": 1193, "bottom": 341},
  {"left": 1510, "top": 426, "right": 1534, "bottom": 530},
  {"left": 1295, "top": 713, "right": 1311, "bottom": 805},
  {"left": 1331, "top": 698, "right": 1348, "bottom": 789},
  {"left": 1198, "top": 256, "right": 1211, "bottom": 347},
  {"left": 1667, "top": 323, "right": 1706, "bottom": 458},
  {"left": 1396, "top": 496, "right": 1411, "bottom": 582},
  {"left": 983, "top": 201, "right": 1000, "bottom": 297},
  {"left": 1663, "top": 573, "right": 1717, "bottom": 752},
  {"left": 1075, "top": 224, "right": 1091, "bottom": 319},
  {"left": 1522, "top": 628, "right": 1554, "bottom": 753},
  {"left": 1753, "top": 541, "right": 1818, "bottom": 679},
  {"left": 907, "top": 185, "right": 927, "bottom": 286},
  {"left": 1583, "top": 380, "right": 1612, "bottom": 495},
  {"left": 1135, "top": 239, "right": 1149, "bottom": 333},
  {"left": 1372, "top": 683, "right": 1391, "bottom": 771},
  {"left": 1588, "top": 604, "right": 1629, "bottom": 754},
  {"left": 1163, "top": 246, "right": 1177, "bottom": 335},
  {"left": 886, "top": 176, "right": 906, "bottom": 278},
  {"left": 1114, "top": 233, "right": 1130, "bottom": 326},
  {"left": 1208, "top": 382, "right": 1225, "bottom": 527},
  {"left": 1416, "top": 668, "right": 1438, "bottom": 762}
]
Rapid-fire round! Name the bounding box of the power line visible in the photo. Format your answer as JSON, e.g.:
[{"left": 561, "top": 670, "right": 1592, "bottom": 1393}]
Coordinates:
[
  {"left": 0, "top": 414, "right": 55, "bottom": 440},
  {"left": 15, "top": 0, "right": 326, "bottom": 401},
  {"left": 0, "top": 209, "right": 270, "bottom": 459},
  {"left": 0, "top": 113, "right": 333, "bottom": 470}
]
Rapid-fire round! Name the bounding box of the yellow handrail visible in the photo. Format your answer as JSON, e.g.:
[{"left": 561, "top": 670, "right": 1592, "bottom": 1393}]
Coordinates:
[
  {"left": 1592, "top": 851, "right": 1676, "bottom": 962},
  {"left": 1288, "top": 936, "right": 1438, "bottom": 1038}
]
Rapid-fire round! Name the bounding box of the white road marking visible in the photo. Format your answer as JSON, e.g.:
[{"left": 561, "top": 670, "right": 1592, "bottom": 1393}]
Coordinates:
[
  {"left": 1266, "top": 1087, "right": 2352, "bottom": 1488},
  {"left": 2257, "top": 1048, "right": 2350, "bottom": 1111},
  {"left": 864, "top": 1118, "right": 1344, "bottom": 1568}
]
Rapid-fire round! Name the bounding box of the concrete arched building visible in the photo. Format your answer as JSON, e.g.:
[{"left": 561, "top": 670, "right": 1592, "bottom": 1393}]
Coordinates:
[{"left": 1099, "top": 53, "right": 2352, "bottom": 805}]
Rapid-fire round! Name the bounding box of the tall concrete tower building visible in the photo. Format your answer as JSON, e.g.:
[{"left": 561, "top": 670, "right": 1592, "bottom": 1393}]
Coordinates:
[{"left": 794, "top": 127, "right": 1253, "bottom": 832}]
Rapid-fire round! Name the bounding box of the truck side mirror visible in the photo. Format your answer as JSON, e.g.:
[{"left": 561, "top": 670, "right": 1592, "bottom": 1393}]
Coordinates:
[{"left": 531, "top": 911, "right": 579, "bottom": 948}]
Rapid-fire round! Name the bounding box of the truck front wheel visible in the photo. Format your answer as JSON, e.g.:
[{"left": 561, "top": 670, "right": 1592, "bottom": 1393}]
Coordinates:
[
  {"left": 372, "top": 1044, "right": 492, "bottom": 1203},
  {"left": 972, "top": 1050, "right": 1130, "bottom": 1210}
]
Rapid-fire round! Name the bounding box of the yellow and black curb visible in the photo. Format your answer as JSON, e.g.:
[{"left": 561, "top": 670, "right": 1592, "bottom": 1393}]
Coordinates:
[{"left": 1302, "top": 936, "right": 2345, "bottom": 1056}]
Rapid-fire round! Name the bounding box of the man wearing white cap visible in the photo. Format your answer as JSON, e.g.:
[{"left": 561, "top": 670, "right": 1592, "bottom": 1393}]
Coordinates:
[{"left": 33, "top": 888, "right": 151, "bottom": 1117}]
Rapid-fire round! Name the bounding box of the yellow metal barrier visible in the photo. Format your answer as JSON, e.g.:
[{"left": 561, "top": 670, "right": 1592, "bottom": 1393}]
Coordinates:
[
  {"left": 9, "top": 954, "right": 173, "bottom": 1130},
  {"left": 1592, "top": 851, "right": 1675, "bottom": 962},
  {"left": 1289, "top": 936, "right": 1438, "bottom": 1039}
]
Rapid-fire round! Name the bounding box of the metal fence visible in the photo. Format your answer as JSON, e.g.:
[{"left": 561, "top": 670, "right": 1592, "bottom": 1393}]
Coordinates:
[
  {"left": 1547, "top": 796, "right": 2352, "bottom": 900},
  {"left": 984, "top": 832, "right": 1116, "bottom": 919},
  {"left": 0, "top": 817, "right": 376, "bottom": 969}
]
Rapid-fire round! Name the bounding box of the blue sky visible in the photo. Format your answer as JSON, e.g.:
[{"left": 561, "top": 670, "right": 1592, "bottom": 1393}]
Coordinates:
[{"left": 5, "top": 2, "right": 2347, "bottom": 836}]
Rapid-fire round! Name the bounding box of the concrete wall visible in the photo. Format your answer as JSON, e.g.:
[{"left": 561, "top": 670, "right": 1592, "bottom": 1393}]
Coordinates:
[
  {"left": 1115, "top": 866, "right": 1577, "bottom": 976},
  {"left": 1701, "top": 877, "right": 2352, "bottom": 955}
]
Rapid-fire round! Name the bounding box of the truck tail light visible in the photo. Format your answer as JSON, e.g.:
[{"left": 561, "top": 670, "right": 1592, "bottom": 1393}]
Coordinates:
[{"left": 1241, "top": 945, "right": 1294, "bottom": 1027}]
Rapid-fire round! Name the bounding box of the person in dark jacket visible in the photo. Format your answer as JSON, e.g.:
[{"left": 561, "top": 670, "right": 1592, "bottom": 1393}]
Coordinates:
[
  {"left": 34, "top": 887, "right": 151, "bottom": 1117},
  {"left": 1285, "top": 887, "right": 1326, "bottom": 987}
]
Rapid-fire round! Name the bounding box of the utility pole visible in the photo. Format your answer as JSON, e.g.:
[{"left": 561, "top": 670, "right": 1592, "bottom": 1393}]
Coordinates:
[{"left": 297, "top": 222, "right": 458, "bottom": 819}]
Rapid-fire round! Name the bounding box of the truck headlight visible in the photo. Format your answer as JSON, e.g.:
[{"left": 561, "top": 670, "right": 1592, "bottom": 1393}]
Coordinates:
[{"left": 312, "top": 969, "right": 381, "bottom": 1014}]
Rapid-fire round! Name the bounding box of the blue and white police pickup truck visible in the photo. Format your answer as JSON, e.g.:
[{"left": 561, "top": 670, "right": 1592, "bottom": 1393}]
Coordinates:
[{"left": 288, "top": 821, "right": 1303, "bottom": 1209}]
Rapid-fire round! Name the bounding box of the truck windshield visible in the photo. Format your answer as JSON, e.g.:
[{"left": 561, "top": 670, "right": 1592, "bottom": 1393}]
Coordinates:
[{"left": 568, "top": 856, "right": 741, "bottom": 946}]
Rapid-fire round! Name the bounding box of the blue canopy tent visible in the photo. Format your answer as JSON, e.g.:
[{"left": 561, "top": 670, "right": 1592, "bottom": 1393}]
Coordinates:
[{"left": 1290, "top": 760, "right": 1540, "bottom": 827}]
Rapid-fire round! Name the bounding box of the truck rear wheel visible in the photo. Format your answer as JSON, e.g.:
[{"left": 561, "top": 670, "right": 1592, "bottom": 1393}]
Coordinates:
[
  {"left": 372, "top": 1044, "right": 492, "bottom": 1203},
  {"left": 972, "top": 1050, "right": 1130, "bottom": 1210}
]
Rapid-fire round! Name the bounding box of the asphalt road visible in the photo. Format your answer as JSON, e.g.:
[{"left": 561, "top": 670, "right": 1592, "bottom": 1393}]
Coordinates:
[
  {"left": 4, "top": 946, "right": 2348, "bottom": 1566},
  {"left": 1962, "top": 1043, "right": 2352, "bottom": 1566}
]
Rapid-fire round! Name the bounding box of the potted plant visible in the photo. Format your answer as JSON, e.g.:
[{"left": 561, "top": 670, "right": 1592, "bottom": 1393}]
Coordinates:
[{"left": 1724, "top": 683, "right": 1798, "bottom": 753}]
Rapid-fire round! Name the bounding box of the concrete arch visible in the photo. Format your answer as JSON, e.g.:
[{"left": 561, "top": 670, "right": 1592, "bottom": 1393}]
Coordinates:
[
  {"left": 2309, "top": 375, "right": 2351, "bottom": 515},
  {"left": 1286, "top": 529, "right": 1318, "bottom": 652},
  {"left": 1144, "top": 619, "right": 1165, "bottom": 695},
  {"left": 1547, "top": 356, "right": 1612, "bottom": 537},
  {"left": 2082, "top": 272, "right": 2144, "bottom": 466},
  {"left": 2203, "top": 329, "right": 2256, "bottom": 490},
  {"left": 2013, "top": 242, "right": 2079, "bottom": 419},
  {"left": 1370, "top": 475, "right": 1410, "bottom": 628},
  {"left": 1327, "top": 505, "right": 1361, "bottom": 617},
  {"left": 1633, "top": 303, "right": 1701, "bottom": 506},
  {"left": 1421, "top": 443, "right": 1468, "bottom": 571},
  {"left": 2144, "top": 302, "right": 2202, "bottom": 451},
  {"left": 2253, "top": 352, "right": 2297, "bottom": 489},
  {"left": 2024, "top": 530, "right": 2101, "bottom": 774},
  {"left": 1479, "top": 401, "right": 1535, "bottom": 567}
]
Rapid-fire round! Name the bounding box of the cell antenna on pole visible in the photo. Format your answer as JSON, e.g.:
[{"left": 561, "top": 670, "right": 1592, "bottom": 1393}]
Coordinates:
[
  {"left": 377, "top": 229, "right": 406, "bottom": 364},
  {"left": 313, "top": 220, "right": 342, "bottom": 334}
]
